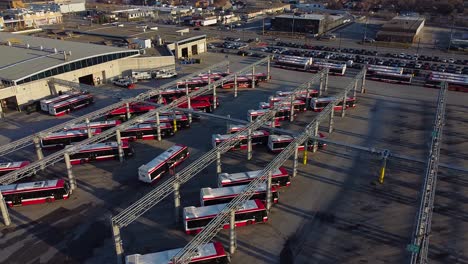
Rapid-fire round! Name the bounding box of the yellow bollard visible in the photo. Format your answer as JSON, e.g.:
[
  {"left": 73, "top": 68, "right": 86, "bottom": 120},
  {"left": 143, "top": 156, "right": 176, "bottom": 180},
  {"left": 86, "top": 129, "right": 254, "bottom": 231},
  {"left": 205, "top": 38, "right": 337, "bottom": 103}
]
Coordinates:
[
  {"left": 173, "top": 118, "right": 178, "bottom": 133},
  {"left": 379, "top": 166, "right": 385, "bottom": 184},
  {"left": 303, "top": 147, "right": 308, "bottom": 165}
]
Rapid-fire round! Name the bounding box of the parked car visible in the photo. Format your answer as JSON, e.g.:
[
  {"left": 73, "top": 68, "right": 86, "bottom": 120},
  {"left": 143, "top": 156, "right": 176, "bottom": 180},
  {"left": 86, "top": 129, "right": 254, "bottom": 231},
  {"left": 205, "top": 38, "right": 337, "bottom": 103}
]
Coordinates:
[{"left": 113, "top": 78, "right": 136, "bottom": 89}]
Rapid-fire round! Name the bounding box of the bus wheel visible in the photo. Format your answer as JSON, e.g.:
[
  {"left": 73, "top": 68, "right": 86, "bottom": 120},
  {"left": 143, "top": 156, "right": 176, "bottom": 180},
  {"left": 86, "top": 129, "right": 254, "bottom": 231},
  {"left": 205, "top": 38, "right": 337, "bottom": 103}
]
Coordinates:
[
  {"left": 246, "top": 220, "right": 253, "bottom": 225},
  {"left": 80, "top": 159, "right": 86, "bottom": 164},
  {"left": 46, "top": 197, "right": 53, "bottom": 203}
]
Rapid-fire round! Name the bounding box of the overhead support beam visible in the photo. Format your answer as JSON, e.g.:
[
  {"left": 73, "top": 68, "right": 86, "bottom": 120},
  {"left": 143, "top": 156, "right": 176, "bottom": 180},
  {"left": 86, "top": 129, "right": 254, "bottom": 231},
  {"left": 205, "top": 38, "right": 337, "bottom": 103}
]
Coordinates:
[
  {"left": 64, "top": 152, "right": 76, "bottom": 191},
  {"left": 0, "top": 192, "right": 11, "bottom": 226},
  {"left": 408, "top": 83, "right": 447, "bottom": 264}
]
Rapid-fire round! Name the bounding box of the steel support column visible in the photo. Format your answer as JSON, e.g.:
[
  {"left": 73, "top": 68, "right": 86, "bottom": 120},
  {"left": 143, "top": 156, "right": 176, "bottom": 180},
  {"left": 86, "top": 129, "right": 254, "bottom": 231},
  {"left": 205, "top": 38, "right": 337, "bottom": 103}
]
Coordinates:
[
  {"left": 111, "top": 221, "right": 124, "bottom": 264},
  {"left": 289, "top": 95, "right": 295, "bottom": 122},
  {"left": 229, "top": 209, "right": 236, "bottom": 254},
  {"left": 353, "top": 78, "right": 358, "bottom": 99},
  {"left": 185, "top": 82, "right": 192, "bottom": 123},
  {"left": 234, "top": 74, "right": 238, "bottom": 98},
  {"left": 247, "top": 128, "right": 252, "bottom": 160},
  {"left": 267, "top": 58, "right": 271, "bottom": 80},
  {"left": 306, "top": 82, "right": 311, "bottom": 110},
  {"left": 174, "top": 175, "right": 181, "bottom": 223},
  {"left": 116, "top": 129, "right": 124, "bottom": 163},
  {"left": 125, "top": 103, "right": 131, "bottom": 120},
  {"left": 266, "top": 171, "right": 273, "bottom": 211},
  {"left": 33, "top": 136, "right": 44, "bottom": 162},
  {"left": 216, "top": 151, "right": 222, "bottom": 173},
  {"left": 324, "top": 68, "right": 329, "bottom": 93},
  {"left": 64, "top": 152, "right": 76, "bottom": 190},
  {"left": 86, "top": 118, "right": 92, "bottom": 138},
  {"left": 0, "top": 192, "right": 11, "bottom": 226},
  {"left": 328, "top": 107, "right": 334, "bottom": 134},
  {"left": 251, "top": 66, "right": 256, "bottom": 89},
  {"left": 341, "top": 92, "right": 347, "bottom": 118},
  {"left": 213, "top": 80, "right": 218, "bottom": 110},
  {"left": 292, "top": 144, "right": 299, "bottom": 177},
  {"left": 303, "top": 141, "right": 308, "bottom": 165},
  {"left": 361, "top": 71, "right": 366, "bottom": 93},
  {"left": 156, "top": 112, "right": 162, "bottom": 141},
  {"left": 312, "top": 122, "right": 319, "bottom": 153},
  {"left": 318, "top": 72, "right": 324, "bottom": 97}
]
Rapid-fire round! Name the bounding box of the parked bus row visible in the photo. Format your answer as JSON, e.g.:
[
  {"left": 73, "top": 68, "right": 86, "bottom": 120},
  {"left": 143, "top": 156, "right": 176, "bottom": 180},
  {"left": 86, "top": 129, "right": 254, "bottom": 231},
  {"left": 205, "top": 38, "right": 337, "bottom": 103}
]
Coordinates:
[
  {"left": 424, "top": 71, "right": 468, "bottom": 92},
  {"left": 273, "top": 55, "right": 347, "bottom": 76},
  {"left": 366, "top": 65, "right": 413, "bottom": 84}
]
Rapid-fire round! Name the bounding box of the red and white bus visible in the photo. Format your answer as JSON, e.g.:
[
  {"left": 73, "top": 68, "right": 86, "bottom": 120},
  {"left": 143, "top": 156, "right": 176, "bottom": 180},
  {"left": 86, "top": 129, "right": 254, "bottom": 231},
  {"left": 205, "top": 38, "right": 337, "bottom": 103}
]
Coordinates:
[
  {"left": 178, "top": 95, "right": 218, "bottom": 113},
  {"left": 267, "top": 134, "right": 326, "bottom": 153},
  {"left": 176, "top": 79, "right": 206, "bottom": 89},
  {"left": 367, "top": 65, "right": 404, "bottom": 75},
  {"left": 425, "top": 72, "right": 468, "bottom": 92},
  {"left": 211, "top": 130, "right": 270, "bottom": 150},
  {"left": 245, "top": 72, "right": 270, "bottom": 82},
  {"left": 310, "top": 96, "right": 356, "bottom": 112},
  {"left": 125, "top": 242, "right": 229, "bottom": 264},
  {"left": 63, "top": 120, "right": 121, "bottom": 131},
  {"left": 226, "top": 121, "right": 280, "bottom": 135},
  {"left": 40, "top": 91, "right": 83, "bottom": 112},
  {"left": 200, "top": 184, "right": 279, "bottom": 206},
  {"left": 274, "top": 55, "right": 313, "bottom": 71},
  {"left": 247, "top": 107, "right": 291, "bottom": 122},
  {"left": 41, "top": 129, "right": 102, "bottom": 149},
  {"left": 138, "top": 144, "right": 189, "bottom": 183},
  {"left": 0, "top": 161, "right": 30, "bottom": 176},
  {"left": 183, "top": 199, "right": 268, "bottom": 235},
  {"left": 107, "top": 103, "right": 156, "bottom": 120},
  {"left": 218, "top": 167, "right": 290, "bottom": 187},
  {"left": 120, "top": 123, "right": 174, "bottom": 141},
  {"left": 48, "top": 93, "right": 94, "bottom": 116},
  {"left": 0, "top": 179, "right": 70, "bottom": 207},
  {"left": 68, "top": 142, "right": 134, "bottom": 165}
]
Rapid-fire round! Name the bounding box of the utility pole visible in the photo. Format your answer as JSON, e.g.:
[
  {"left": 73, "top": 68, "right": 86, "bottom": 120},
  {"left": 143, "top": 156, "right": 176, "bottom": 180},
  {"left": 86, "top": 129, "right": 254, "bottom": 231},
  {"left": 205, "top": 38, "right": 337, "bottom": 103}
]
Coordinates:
[
  {"left": 262, "top": 17, "right": 265, "bottom": 35},
  {"left": 448, "top": 17, "right": 455, "bottom": 51}
]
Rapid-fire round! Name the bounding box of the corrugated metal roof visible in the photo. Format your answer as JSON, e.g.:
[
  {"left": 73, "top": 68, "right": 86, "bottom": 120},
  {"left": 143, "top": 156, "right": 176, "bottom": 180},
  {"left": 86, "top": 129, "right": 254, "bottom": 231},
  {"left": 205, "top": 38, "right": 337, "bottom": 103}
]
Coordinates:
[{"left": 0, "top": 32, "right": 135, "bottom": 82}]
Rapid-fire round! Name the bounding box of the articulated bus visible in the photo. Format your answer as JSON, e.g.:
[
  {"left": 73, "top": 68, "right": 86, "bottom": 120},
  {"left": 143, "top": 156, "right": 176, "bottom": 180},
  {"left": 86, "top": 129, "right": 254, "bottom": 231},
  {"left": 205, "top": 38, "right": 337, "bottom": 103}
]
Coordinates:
[
  {"left": 138, "top": 144, "right": 189, "bottom": 183},
  {"left": 310, "top": 97, "right": 356, "bottom": 112},
  {"left": 48, "top": 93, "right": 94, "bottom": 116},
  {"left": 68, "top": 142, "right": 134, "bottom": 165},
  {"left": 120, "top": 123, "right": 174, "bottom": 141},
  {"left": 0, "top": 161, "right": 30, "bottom": 176},
  {"left": 125, "top": 242, "right": 229, "bottom": 264},
  {"left": 247, "top": 107, "right": 292, "bottom": 122},
  {"left": 41, "top": 129, "right": 101, "bottom": 149},
  {"left": 0, "top": 179, "right": 70, "bottom": 207},
  {"left": 366, "top": 71, "right": 413, "bottom": 84},
  {"left": 218, "top": 167, "right": 290, "bottom": 187},
  {"left": 425, "top": 72, "right": 468, "bottom": 92},
  {"left": 200, "top": 184, "right": 279, "bottom": 206},
  {"left": 63, "top": 120, "right": 121, "bottom": 131},
  {"left": 40, "top": 91, "right": 83, "bottom": 112},
  {"left": 274, "top": 55, "right": 313, "bottom": 71},
  {"left": 211, "top": 130, "right": 270, "bottom": 150},
  {"left": 267, "top": 134, "right": 326, "bottom": 153},
  {"left": 183, "top": 199, "right": 268, "bottom": 235}
]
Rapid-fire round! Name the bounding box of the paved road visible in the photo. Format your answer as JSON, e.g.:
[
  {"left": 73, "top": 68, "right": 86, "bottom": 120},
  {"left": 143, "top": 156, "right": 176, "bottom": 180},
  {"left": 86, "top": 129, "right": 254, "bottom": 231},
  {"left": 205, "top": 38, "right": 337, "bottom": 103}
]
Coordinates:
[{"left": 1, "top": 52, "right": 467, "bottom": 264}]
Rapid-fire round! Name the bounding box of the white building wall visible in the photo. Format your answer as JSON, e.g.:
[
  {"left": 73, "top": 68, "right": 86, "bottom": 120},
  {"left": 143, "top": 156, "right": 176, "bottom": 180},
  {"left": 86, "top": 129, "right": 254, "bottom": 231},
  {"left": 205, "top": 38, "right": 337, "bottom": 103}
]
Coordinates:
[{"left": 59, "top": 2, "right": 86, "bottom": 13}]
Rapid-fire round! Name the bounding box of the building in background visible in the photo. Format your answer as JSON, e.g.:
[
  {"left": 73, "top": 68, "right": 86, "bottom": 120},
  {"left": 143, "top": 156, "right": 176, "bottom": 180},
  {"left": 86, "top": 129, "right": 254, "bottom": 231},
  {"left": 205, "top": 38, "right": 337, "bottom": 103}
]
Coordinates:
[
  {"left": 0, "top": 0, "right": 25, "bottom": 9},
  {"left": 376, "top": 16, "right": 425, "bottom": 43},
  {"left": 1, "top": 9, "right": 62, "bottom": 31},
  {"left": 271, "top": 13, "right": 345, "bottom": 35}
]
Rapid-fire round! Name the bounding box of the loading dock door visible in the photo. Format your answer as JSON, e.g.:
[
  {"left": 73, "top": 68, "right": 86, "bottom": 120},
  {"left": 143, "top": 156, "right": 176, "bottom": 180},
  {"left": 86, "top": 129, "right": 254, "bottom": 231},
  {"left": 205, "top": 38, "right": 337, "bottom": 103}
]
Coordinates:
[
  {"left": 181, "top": 47, "right": 189, "bottom": 58},
  {"left": 79, "top": 74, "right": 94, "bottom": 85},
  {"left": 191, "top": 45, "right": 198, "bottom": 55}
]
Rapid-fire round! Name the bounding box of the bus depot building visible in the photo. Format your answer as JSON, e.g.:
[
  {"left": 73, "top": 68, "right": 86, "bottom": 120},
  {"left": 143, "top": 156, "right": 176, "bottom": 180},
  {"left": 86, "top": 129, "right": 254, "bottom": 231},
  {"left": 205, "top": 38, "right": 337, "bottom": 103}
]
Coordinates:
[{"left": 0, "top": 32, "right": 174, "bottom": 114}]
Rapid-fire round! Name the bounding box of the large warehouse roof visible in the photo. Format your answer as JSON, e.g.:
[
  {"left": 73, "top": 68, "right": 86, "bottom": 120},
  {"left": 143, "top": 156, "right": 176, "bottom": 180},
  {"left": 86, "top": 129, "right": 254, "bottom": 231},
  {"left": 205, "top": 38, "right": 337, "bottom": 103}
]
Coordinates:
[{"left": 0, "top": 32, "right": 138, "bottom": 84}]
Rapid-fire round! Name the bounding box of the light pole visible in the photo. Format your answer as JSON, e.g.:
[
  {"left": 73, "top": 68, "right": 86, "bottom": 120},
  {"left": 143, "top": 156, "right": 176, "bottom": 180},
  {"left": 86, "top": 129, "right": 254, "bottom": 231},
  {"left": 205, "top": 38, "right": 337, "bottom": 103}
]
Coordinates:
[
  {"left": 339, "top": 31, "right": 342, "bottom": 51},
  {"left": 363, "top": 18, "right": 368, "bottom": 43},
  {"left": 448, "top": 17, "right": 455, "bottom": 51},
  {"left": 291, "top": 15, "right": 295, "bottom": 37}
]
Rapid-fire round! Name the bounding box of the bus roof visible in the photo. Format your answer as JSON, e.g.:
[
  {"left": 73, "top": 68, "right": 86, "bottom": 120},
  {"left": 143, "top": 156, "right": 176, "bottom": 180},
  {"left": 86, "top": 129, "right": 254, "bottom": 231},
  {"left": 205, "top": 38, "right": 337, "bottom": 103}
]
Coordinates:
[
  {"left": 125, "top": 242, "right": 220, "bottom": 264},
  {"left": 64, "top": 120, "right": 119, "bottom": 130},
  {"left": 201, "top": 184, "right": 268, "bottom": 199},
  {"left": 125, "top": 123, "right": 171, "bottom": 131},
  {"left": 0, "top": 161, "right": 29, "bottom": 170},
  {"left": 313, "top": 61, "right": 346, "bottom": 69},
  {"left": 269, "top": 134, "right": 294, "bottom": 142},
  {"left": 43, "top": 129, "right": 99, "bottom": 139},
  {"left": 72, "top": 141, "right": 127, "bottom": 152},
  {"left": 138, "top": 144, "right": 186, "bottom": 173},
  {"left": 0, "top": 179, "right": 62, "bottom": 194},
  {"left": 184, "top": 200, "right": 260, "bottom": 219},
  {"left": 51, "top": 94, "right": 92, "bottom": 108},
  {"left": 219, "top": 168, "right": 286, "bottom": 184},
  {"left": 213, "top": 130, "right": 269, "bottom": 141},
  {"left": 40, "top": 93, "right": 75, "bottom": 104}
]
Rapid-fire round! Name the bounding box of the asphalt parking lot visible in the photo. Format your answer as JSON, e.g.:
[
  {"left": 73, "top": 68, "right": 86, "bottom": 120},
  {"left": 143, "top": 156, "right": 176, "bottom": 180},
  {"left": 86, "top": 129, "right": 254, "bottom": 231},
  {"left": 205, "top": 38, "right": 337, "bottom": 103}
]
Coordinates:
[{"left": 1, "top": 52, "right": 467, "bottom": 264}]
